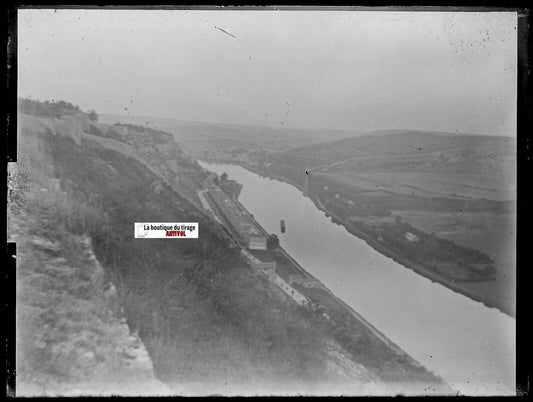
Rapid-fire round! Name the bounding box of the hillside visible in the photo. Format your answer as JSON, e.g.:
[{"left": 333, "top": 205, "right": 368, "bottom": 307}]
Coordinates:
[
  {"left": 292, "top": 131, "right": 516, "bottom": 202},
  {"left": 10, "top": 100, "right": 451, "bottom": 395}
]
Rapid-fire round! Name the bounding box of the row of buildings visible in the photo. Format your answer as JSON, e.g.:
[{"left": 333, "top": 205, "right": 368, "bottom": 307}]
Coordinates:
[
  {"left": 203, "top": 176, "right": 311, "bottom": 307},
  {"left": 205, "top": 185, "right": 268, "bottom": 250}
]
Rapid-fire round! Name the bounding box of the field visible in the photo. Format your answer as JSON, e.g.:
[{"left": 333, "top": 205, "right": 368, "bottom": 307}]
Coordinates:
[
  {"left": 396, "top": 211, "right": 515, "bottom": 261},
  {"left": 397, "top": 210, "right": 516, "bottom": 314},
  {"left": 318, "top": 171, "right": 514, "bottom": 201}
]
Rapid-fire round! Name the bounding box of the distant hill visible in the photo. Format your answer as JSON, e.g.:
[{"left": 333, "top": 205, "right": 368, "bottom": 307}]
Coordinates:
[
  {"left": 369, "top": 129, "right": 487, "bottom": 137},
  {"left": 285, "top": 130, "right": 515, "bottom": 166},
  {"left": 98, "top": 113, "right": 368, "bottom": 153},
  {"left": 270, "top": 130, "right": 516, "bottom": 201},
  {"left": 99, "top": 114, "right": 512, "bottom": 159}
]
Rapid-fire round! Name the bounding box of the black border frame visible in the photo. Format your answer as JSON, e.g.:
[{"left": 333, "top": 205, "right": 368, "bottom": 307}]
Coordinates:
[{"left": 2, "top": 3, "right": 531, "bottom": 398}]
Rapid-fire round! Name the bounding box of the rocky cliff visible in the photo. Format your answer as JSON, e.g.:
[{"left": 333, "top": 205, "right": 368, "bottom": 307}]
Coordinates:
[{"left": 9, "top": 154, "right": 170, "bottom": 396}]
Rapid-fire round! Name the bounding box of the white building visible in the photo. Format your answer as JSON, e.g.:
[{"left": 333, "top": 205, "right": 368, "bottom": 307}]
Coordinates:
[
  {"left": 404, "top": 232, "right": 419, "bottom": 242},
  {"left": 248, "top": 235, "right": 267, "bottom": 250}
]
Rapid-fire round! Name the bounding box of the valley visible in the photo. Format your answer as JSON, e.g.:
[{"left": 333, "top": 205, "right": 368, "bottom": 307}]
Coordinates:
[{"left": 124, "top": 119, "right": 516, "bottom": 317}]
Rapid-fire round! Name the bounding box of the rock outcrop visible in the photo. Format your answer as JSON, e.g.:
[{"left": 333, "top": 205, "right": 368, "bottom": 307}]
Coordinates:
[{"left": 10, "top": 164, "right": 170, "bottom": 396}]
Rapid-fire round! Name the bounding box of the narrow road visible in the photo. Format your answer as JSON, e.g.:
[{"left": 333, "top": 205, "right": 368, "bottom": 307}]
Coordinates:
[{"left": 197, "top": 189, "right": 223, "bottom": 224}]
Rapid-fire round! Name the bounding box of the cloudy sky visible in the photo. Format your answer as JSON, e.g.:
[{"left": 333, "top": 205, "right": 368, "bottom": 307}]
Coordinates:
[{"left": 18, "top": 9, "right": 517, "bottom": 136}]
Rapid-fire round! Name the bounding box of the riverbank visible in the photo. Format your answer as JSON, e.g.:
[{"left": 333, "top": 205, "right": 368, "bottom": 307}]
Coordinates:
[{"left": 205, "top": 159, "right": 513, "bottom": 318}]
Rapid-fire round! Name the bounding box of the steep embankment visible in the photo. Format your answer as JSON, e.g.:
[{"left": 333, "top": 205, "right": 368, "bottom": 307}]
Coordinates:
[
  {"left": 9, "top": 135, "right": 169, "bottom": 396},
  {"left": 13, "top": 103, "right": 421, "bottom": 395}
]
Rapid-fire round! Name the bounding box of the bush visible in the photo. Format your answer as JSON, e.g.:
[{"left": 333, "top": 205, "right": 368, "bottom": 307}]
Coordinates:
[
  {"left": 88, "top": 110, "right": 98, "bottom": 122},
  {"left": 18, "top": 98, "right": 81, "bottom": 118}
]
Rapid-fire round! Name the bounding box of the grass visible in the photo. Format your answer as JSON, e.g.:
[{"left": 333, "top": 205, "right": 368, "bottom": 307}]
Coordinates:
[
  {"left": 36, "top": 133, "right": 336, "bottom": 387},
  {"left": 13, "top": 189, "right": 136, "bottom": 393}
]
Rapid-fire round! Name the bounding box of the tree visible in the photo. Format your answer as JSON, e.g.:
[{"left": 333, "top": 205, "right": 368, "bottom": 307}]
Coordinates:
[{"left": 88, "top": 110, "right": 98, "bottom": 122}]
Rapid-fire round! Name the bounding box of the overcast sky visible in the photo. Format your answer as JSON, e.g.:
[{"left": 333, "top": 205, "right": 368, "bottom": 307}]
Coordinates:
[{"left": 18, "top": 9, "right": 517, "bottom": 136}]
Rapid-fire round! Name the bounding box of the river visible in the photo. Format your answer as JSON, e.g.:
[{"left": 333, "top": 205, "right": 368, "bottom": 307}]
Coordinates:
[{"left": 199, "top": 161, "right": 515, "bottom": 396}]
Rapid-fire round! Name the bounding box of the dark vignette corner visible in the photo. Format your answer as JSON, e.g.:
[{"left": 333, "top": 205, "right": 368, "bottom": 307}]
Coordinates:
[
  {"left": 3, "top": 3, "right": 18, "bottom": 398},
  {"left": 516, "top": 7, "right": 531, "bottom": 398}
]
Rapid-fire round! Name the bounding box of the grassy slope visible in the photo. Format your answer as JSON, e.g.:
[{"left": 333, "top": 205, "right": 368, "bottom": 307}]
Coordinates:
[
  {"left": 98, "top": 113, "right": 367, "bottom": 154},
  {"left": 45, "top": 135, "right": 335, "bottom": 387}
]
